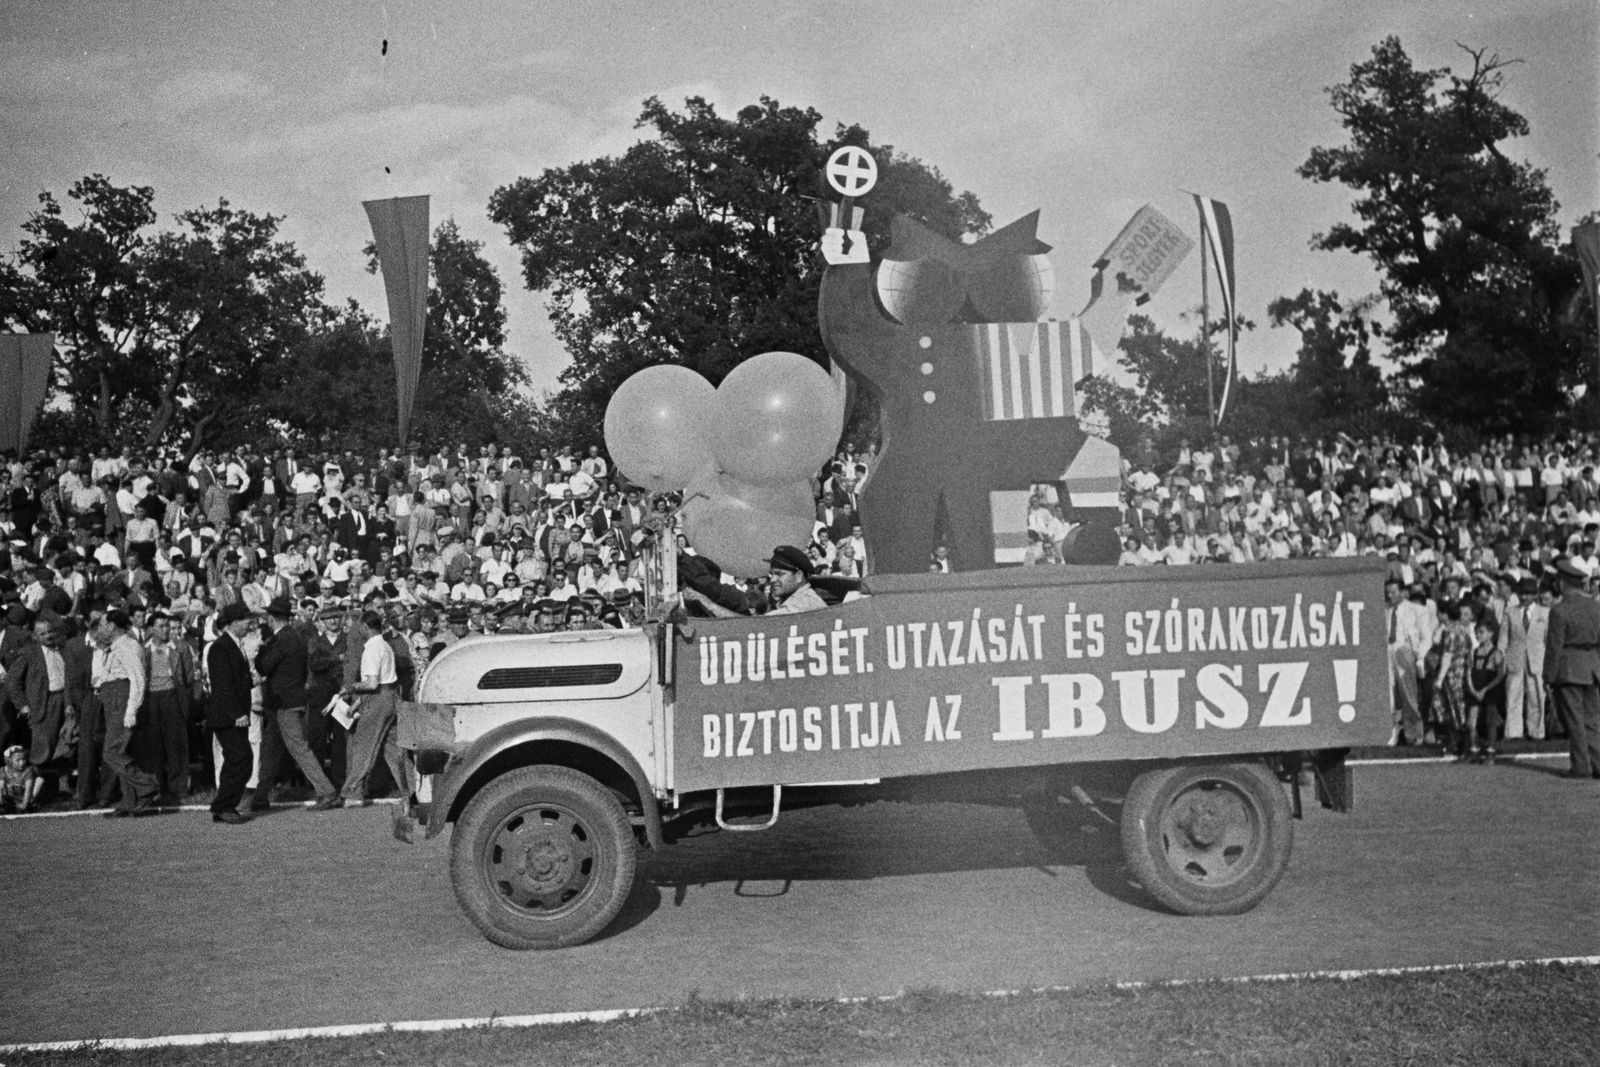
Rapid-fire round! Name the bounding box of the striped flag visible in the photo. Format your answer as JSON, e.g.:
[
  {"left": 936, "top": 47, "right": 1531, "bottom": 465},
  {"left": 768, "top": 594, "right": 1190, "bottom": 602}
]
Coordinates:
[
  {"left": 1192, "top": 194, "right": 1237, "bottom": 425},
  {"left": 974, "top": 319, "right": 1102, "bottom": 422},
  {"left": 989, "top": 490, "right": 1033, "bottom": 564}
]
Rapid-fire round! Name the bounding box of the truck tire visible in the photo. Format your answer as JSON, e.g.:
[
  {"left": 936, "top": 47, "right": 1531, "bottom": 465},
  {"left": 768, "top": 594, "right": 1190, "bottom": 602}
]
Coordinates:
[
  {"left": 1119, "top": 761, "right": 1292, "bottom": 916},
  {"left": 450, "top": 765, "right": 637, "bottom": 949}
]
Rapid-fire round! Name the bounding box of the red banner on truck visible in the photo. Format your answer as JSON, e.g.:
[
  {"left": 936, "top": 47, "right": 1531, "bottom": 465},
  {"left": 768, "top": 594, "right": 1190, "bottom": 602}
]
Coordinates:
[{"left": 671, "top": 559, "right": 1389, "bottom": 792}]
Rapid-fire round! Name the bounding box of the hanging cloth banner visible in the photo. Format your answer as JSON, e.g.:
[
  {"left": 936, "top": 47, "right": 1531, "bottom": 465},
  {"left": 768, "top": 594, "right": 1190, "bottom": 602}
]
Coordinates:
[
  {"left": 1574, "top": 221, "right": 1600, "bottom": 384},
  {"left": 0, "top": 333, "right": 55, "bottom": 455},
  {"left": 1192, "top": 194, "right": 1237, "bottom": 425},
  {"left": 363, "top": 195, "right": 430, "bottom": 446}
]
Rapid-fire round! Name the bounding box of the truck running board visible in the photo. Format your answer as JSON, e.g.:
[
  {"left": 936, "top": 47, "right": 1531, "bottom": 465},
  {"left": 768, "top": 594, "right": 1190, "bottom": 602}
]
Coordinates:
[{"left": 715, "top": 786, "right": 783, "bottom": 832}]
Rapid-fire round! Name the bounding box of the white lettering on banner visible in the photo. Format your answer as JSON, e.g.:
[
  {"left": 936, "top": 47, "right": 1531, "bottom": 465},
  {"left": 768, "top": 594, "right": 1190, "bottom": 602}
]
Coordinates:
[
  {"left": 697, "top": 656, "right": 1346, "bottom": 762},
  {"left": 991, "top": 676, "right": 1035, "bottom": 741},
  {"left": 1258, "top": 662, "right": 1312, "bottom": 726},
  {"left": 924, "top": 694, "right": 963, "bottom": 742},
  {"left": 1039, "top": 673, "right": 1106, "bottom": 737},
  {"left": 695, "top": 595, "right": 1367, "bottom": 688},
  {"left": 1112, "top": 669, "right": 1184, "bottom": 733},
  {"left": 1194, "top": 663, "right": 1248, "bottom": 729}
]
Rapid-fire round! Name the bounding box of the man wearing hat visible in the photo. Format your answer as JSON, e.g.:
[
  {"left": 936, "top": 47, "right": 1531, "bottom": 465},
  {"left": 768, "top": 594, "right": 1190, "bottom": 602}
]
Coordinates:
[
  {"left": 1545, "top": 559, "right": 1600, "bottom": 777},
  {"left": 529, "top": 599, "right": 557, "bottom": 634},
  {"left": 254, "top": 596, "right": 340, "bottom": 811},
  {"left": 1500, "top": 576, "right": 1541, "bottom": 741},
  {"left": 207, "top": 602, "right": 257, "bottom": 823},
  {"left": 766, "top": 545, "right": 828, "bottom": 615},
  {"left": 1513, "top": 578, "right": 1553, "bottom": 740}
]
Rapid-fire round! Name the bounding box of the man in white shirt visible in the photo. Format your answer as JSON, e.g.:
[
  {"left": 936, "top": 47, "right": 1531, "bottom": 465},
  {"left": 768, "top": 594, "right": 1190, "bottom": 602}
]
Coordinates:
[
  {"left": 451, "top": 576, "right": 487, "bottom": 603},
  {"left": 92, "top": 607, "right": 160, "bottom": 816},
  {"left": 1506, "top": 578, "right": 1551, "bottom": 740},
  {"left": 339, "top": 609, "right": 409, "bottom": 807},
  {"left": 1385, "top": 579, "right": 1430, "bottom": 745},
  {"left": 290, "top": 467, "right": 322, "bottom": 519},
  {"left": 1161, "top": 532, "right": 1196, "bottom": 565}
]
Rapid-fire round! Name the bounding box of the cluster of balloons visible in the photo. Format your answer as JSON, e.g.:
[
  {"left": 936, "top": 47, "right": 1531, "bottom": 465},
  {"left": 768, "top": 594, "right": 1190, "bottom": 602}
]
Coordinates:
[{"left": 603, "top": 352, "right": 845, "bottom": 578}]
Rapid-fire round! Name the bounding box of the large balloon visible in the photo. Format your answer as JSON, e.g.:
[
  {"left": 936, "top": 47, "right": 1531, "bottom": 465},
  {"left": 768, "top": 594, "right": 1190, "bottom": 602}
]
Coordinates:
[
  {"left": 680, "top": 467, "right": 816, "bottom": 579},
  {"left": 603, "top": 365, "right": 715, "bottom": 493},
  {"left": 711, "top": 352, "right": 844, "bottom": 488}
]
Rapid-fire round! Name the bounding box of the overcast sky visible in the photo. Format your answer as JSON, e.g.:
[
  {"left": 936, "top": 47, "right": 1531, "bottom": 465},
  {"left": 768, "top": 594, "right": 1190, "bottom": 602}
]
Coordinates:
[{"left": 2, "top": 0, "right": 1594, "bottom": 397}]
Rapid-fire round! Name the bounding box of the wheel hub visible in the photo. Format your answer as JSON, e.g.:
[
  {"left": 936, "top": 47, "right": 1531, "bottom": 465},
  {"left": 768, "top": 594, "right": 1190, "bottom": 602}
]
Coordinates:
[
  {"left": 487, "top": 804, "right": 597, "bottom": 914},
  {"left": 1175, "top": 796, "right": 1228, "bottom": 848},
  {"left": 1157, "top": 780, "right": 1260, "bottom": 887},
  {"left": 519, "top": 838, "right": 576, "bottom": 893}
]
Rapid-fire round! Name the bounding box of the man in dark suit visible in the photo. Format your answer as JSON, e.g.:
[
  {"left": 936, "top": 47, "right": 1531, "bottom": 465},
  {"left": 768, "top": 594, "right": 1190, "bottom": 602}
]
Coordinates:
[
  {"left": 1544, "top": 559, "right": 1600, "bottom": 779},
  {"left": 206, "top": 602, "right": 257, "bottom": 824},
  {"left": 7, "top": 616, "right": 71, "bottom": 768},
  {"left": 253, "top": 596, "right": 340, "bottom": 811}
]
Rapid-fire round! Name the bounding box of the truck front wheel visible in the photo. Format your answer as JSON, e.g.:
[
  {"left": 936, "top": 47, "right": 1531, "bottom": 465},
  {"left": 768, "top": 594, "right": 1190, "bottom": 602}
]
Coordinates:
[
  {"left": 1119, "top": 761, "right": 1292, "bottom": 916},
  {"left": 450, "top": 765, "right": 637, "bottom": 949}
]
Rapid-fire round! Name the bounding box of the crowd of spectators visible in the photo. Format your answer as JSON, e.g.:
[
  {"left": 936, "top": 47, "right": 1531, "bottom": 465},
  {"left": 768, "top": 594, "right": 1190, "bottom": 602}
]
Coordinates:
[
  {"left": 1087, "top": 431, "right": 1599, "bottom": 761},
  {"left": 0, "top": 439, "right": 876, "bottom": 814},
  {"left": 5, "top": 426, "right": 1595, "bottom": 815}
]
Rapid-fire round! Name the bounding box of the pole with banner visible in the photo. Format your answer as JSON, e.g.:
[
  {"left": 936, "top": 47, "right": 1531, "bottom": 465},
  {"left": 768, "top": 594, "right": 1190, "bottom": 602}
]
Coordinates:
[
  {"left": 1200, "top": 215, "right": 1214, "bottom": 433},
  {"left": 0, "top": 333, "right": 54, "bottom": 455},
  {"left": 1574, "top": 221, "right": 1600, "bottom": 389},
  {"left": 363, "top": 195, "right": 430, "bottom": 448}
]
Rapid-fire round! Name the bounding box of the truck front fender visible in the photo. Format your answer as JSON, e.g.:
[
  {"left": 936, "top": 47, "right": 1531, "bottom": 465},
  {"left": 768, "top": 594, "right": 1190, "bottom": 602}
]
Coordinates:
[{"left": 426, "top": 716, "right": 663, "bottom": 849}]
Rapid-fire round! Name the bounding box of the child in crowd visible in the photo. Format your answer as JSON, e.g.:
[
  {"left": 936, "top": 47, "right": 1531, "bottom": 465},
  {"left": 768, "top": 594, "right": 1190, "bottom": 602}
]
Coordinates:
[
  {"left": 1465, "top": 617, "right": 1506, "bottom": 764},
  {"left": 2, "top": 745, "right": 41, "bottom": 813}
]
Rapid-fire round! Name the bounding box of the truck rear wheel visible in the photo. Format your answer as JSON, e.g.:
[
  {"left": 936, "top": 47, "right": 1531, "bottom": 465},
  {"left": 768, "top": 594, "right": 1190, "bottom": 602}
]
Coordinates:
[
  {"left": 1119, "top": 761, "right": 1292, "bottom": 916},
  {"left": 450, "top": 765, "right": 636, "bottom": 949}
]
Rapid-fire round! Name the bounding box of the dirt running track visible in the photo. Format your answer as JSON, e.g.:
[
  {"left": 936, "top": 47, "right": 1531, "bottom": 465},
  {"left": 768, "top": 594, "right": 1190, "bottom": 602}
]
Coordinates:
[{"left": 2, "top": 761, "right": 1597, "bottom": 1045}]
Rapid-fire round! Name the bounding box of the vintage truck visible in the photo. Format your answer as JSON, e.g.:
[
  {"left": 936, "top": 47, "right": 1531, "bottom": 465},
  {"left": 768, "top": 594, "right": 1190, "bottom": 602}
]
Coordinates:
[{"left": 396, "top": 554, "right": 1388, "bottom": 949}]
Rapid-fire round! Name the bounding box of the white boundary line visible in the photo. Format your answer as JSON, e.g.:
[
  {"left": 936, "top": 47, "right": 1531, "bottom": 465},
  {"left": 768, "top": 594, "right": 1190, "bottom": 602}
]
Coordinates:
[
  {"left": 4, "top": 955, "right": 1597, "bottom": 1053},
  {"left": 1350, "top": 752, "right": 1566, "bottom": 766}
]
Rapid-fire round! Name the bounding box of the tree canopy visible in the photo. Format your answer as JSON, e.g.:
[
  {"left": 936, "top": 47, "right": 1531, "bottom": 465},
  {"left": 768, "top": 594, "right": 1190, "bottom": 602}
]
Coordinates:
[
  {"left": 1, "top": 175, "right": 535, "bottom": 456},
  {"left": 1298, "top": 36, "right": 1588, "bottom": 432},
  {"left": 488, "top": 95, "right": 991, "bottom": 445}
]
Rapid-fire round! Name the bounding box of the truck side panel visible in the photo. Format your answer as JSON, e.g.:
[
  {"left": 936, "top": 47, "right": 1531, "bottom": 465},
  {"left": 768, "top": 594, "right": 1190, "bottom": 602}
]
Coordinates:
[{"left": 672, "top": 558, "right": 1388, "bottom": 791}]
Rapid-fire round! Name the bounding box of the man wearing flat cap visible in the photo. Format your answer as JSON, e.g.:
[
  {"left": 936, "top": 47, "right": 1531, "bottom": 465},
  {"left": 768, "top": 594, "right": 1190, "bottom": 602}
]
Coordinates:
[
  {"left": 255, "top": 595, "right": 340, "bottom": 811},
  {"left": 765, "top": 545, "right": 829, "bottom": 616},
  {"left": 1545, "top": 558, "right": 1600, "bottom": 777}
]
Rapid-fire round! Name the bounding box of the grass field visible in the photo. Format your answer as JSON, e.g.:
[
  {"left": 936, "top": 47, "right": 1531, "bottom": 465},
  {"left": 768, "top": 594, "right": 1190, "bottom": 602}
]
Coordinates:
[{"left": 9, "top": 963, "right": 1596, "bottom": 1067}]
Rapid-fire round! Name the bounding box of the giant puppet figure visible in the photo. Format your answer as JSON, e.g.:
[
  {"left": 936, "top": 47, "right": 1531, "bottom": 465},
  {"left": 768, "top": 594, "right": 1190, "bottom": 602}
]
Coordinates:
[{"left": 819, "top": 208, "right": 1162, "bottom": 575}]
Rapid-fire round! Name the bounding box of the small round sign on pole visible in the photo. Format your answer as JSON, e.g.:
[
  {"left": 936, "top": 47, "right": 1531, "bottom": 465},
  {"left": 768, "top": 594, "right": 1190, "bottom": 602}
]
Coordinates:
[
  {"left": 825, "top": 146, "right": 878, "bottom": 198},
  {"left": 825, "top": 146, "right": 877, "bottom": 260}
]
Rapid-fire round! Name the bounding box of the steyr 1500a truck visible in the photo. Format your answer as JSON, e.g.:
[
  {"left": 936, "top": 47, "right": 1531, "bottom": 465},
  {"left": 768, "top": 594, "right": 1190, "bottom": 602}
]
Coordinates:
[{"left": 395, "top": 556, "right": 1387, "bottom": 948}]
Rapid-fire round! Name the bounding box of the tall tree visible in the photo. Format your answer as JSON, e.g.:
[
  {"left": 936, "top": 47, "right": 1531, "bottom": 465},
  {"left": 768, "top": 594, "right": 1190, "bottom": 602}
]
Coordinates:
[
  {"left": 1265, "top": 288, "right": 1390, "bottom": 428},
  {"left": 1298, "top": 37, "right": 1587, "bottom": 432},
  {"left": 1, "top": 175, "right": 156, "bottom": 440},
  {"left": 137, "top": 199, "right": 325, "bottom": 449},
  {"left": 488, "top": 95, "right": 990, "bottom": 445},
  {"left": 0, "top": 175, "right": 325, "bottom": 451}
]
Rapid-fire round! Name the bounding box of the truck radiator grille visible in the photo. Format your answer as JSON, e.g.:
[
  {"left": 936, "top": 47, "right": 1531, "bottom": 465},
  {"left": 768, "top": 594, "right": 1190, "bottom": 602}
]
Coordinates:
[{"left": 476, "top": 664, "right": 625, "bottom": 690}]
